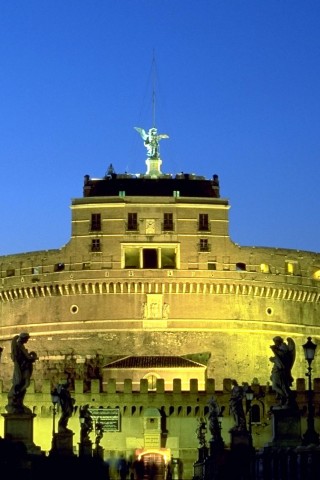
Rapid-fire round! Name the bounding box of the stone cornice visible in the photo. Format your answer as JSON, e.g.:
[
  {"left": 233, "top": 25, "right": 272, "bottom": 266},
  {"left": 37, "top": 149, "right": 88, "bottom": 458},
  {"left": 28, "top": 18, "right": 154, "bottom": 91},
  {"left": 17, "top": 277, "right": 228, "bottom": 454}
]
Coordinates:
[{"left": 0, "top": 280, "right": 319, "bottom": 303}]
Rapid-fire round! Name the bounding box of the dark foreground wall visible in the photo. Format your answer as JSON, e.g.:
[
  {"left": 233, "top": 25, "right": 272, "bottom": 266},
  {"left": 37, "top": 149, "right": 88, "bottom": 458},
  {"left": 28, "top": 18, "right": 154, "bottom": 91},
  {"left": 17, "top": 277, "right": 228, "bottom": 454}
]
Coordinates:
[
  {"left": 195, "top": 445, "right": 320, "bottom": 480},
  {"left": 0, "top": 437, "right": 110, "bottom": 480}
]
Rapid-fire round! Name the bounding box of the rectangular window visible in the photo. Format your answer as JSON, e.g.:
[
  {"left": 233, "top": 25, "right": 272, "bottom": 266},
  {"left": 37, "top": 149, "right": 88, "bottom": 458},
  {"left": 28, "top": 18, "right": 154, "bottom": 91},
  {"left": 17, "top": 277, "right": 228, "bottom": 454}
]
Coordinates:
[
  {"left": 143, "top": 249, "right": 158, "bottom": 268},
  {"left": 91, "top": 239, "right": 101, "bottom": 252},
  {"left": 287, "top": 263, "right": 294, "bottom": 275},
  {"left": 123, "top": 245, "right": 177, "bottom": 269},
  {"left": 163, "top": 213, "right": 174, "bottom": 231},
  {"left": 161, "top": 248, "right": 176, "bottom": 268},
  {"left": 54, "top": 263, "right": 65, "bottom": 272},
  {"left": 127, "top": 213, "right": 138, "bottom": 231},
  {"left": 260, "top": 263, "right": 270, "bottom": 273},
  {"left": 198, "top": 213, "right": 209, "bottom": 231},
  {"left": 124, "top": 248, "right": 140, "bottom": 268},
  {"left": 91, "top": 213, "right": 101, "bottom": 231},
  {"left": 199, "top": 239, "right": 210, "bottom": 252},
  {"left": 286, "top": 261, "right": 299, "bottom": 275}
]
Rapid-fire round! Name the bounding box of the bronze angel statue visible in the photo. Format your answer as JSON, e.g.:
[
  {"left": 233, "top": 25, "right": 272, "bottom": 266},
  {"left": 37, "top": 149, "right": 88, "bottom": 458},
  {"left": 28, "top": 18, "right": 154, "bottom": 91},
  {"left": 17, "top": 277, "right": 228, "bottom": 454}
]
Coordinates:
[
  {"left": 270, "top": 336, "right": 296, "bottom": 407},
  {"left": 134, "top": 127, "right": 169, "bottom": 158}
]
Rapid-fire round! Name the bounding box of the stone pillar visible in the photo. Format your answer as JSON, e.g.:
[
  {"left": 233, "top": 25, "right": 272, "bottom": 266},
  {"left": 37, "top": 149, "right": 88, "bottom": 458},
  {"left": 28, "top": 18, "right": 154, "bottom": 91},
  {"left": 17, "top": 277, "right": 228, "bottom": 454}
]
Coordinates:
[
  {"left": 79, "top": 440, "right": 93, "bottom": 457},
  {"left": 197, "top": 445, "right": 209, "bottom": 462},
  {"left": 268, "top": 406, "right": 302, "bottom": 447},
  {"left": 229, "top": 429, "right": 255, "bottom": 480},
  {"left": 2, "top": 412, "right": 41, "bottom": 454},
  {"left": 93, "top": 445, "right": 104, "bottom": 460},
  {"left": 230, "top": 429, "right": 252, "bottom": 449}
]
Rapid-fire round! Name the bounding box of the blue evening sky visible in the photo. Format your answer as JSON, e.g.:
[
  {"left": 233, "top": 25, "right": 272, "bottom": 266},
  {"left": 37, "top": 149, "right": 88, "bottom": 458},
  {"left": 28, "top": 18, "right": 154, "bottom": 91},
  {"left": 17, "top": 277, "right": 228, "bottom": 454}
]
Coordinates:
[{"left": 0, "top": 1, "right": 319, "bottom": 256}]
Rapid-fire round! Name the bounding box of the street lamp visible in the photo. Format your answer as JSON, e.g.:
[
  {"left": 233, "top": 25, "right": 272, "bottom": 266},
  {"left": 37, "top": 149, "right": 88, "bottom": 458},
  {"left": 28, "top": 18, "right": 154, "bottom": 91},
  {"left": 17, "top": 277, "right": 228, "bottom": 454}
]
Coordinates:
[
  {"left": 302, "top": 337, "right": 319, "bottom": 446},
  {"left": 51, "top": 388, "right": 59, "bottom": 437},
  {"left": 245, "top": 385, "right": 254, "bottom": 440}
]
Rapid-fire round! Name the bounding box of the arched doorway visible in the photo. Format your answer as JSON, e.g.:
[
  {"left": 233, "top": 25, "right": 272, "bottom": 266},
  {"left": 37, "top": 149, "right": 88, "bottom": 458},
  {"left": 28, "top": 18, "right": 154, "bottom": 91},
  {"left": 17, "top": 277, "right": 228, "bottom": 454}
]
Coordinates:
[
  {"left": 135, "top": 448, "right": 171, "bottom": 480},
  {"left": 143, "top": 452, "right": 165, "bottom": 480}
]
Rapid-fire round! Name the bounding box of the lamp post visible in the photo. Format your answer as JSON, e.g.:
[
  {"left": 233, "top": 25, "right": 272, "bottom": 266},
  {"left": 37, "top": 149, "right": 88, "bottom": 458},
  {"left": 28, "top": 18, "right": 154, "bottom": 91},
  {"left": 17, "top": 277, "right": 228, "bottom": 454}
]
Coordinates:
[
  {"left": 196, "top": 417, "right": 208, "bottom": 462},
  {"left": 302, "top": 337, "right": 319, "bottom": 446},
  {"left": 245, "top": 385, "right": 254, "bottom": 443},
  {"left": 51, "top": 388, "right": 59, "bottom": 437}
]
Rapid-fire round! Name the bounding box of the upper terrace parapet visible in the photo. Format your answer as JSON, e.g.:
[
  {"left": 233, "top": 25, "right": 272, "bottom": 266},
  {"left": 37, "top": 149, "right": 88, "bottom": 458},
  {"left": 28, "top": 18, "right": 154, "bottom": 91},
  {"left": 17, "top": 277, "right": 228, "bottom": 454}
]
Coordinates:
[
  {"left": 83, "top": 173, "right": 221, "bottom": 199},
  {"left": 1, "top": 248, "right": 319, "bottom": 282}
]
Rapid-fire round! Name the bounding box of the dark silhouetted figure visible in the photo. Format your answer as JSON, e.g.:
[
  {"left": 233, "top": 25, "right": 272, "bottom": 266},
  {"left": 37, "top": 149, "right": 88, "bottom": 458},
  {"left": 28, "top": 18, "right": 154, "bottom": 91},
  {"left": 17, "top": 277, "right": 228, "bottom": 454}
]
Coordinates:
[
  {"left": 56, "top": 382, "right": 75, "bottom": 433},
  {"left": 6, "top": 332, "right": 38, "bottom": 413}
]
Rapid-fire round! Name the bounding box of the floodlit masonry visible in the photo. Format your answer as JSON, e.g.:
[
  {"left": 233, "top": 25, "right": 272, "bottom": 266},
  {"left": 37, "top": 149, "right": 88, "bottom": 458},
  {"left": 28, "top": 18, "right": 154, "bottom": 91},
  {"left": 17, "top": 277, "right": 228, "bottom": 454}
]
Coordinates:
[{"left": 0, "top": 148, "right": 320, "bottom": 387}]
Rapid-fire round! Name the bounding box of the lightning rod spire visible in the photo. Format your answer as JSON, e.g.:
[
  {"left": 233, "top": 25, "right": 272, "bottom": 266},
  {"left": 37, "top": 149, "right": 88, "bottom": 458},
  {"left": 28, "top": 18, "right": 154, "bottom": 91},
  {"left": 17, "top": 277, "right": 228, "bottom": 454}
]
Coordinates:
[{"left": 152, "top": 50, "right": 156, "bottom": 128}]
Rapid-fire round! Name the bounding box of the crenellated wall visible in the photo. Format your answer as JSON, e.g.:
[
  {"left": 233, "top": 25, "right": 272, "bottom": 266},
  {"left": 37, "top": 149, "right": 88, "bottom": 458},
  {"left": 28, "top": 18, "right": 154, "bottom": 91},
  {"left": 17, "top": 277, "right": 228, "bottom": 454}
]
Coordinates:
[
  {"left": 1, "top": 376, "right": 320, "bottom": 468},
  {"left": 1, "top": 376, "right": 319, "bottom": 413}
]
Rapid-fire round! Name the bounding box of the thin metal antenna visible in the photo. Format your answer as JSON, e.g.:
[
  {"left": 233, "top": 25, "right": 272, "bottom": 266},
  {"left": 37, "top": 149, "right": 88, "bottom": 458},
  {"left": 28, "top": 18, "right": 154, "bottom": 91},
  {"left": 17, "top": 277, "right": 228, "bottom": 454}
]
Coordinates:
[{"left": 152, "top": 50, "right": 156, "bottom": 128}]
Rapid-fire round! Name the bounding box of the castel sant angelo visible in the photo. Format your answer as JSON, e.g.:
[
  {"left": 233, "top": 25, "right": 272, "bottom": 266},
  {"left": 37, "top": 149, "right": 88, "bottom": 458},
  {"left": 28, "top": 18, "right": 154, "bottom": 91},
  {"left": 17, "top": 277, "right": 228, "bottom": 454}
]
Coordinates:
[
  {"left": 1, "top": 125, "right": 320, "bottom": 386},
  {"left": 0, "top": 125, "right": 320, "bottom": 467}
]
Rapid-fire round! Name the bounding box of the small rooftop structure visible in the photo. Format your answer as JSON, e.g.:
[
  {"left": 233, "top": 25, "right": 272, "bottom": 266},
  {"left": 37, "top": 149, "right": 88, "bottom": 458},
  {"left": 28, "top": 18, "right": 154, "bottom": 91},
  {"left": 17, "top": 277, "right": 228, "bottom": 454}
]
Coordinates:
[
  {"left": 103, "top": 355, "right": 206, "bottom": 369},
  {"left": 83, "top": 173, "right": 220, "bottom": 198}
]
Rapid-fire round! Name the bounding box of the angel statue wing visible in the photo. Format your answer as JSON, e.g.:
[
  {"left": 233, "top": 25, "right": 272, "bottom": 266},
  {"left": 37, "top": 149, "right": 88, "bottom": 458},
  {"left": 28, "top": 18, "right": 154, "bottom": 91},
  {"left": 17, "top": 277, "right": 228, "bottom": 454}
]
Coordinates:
[
  {"left": 286, "top": 337, "right": 296, "bottom": 370},
  {"left": 157, "top": 134, "right": 169, "bottom": 140},
  {"left": 134, "top": 127, "right": 148, "bottom": 141}
]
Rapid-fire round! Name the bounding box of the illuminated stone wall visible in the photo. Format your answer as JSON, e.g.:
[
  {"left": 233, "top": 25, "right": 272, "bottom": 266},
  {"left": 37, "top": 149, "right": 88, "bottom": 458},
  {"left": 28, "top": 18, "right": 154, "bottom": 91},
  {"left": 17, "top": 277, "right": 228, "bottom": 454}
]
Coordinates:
[
  {"left": 0, "top": 247, "right": 320, "bottom": 389},
  {"left": 0, "top": 179, "right": 320, "bottom": 391}
]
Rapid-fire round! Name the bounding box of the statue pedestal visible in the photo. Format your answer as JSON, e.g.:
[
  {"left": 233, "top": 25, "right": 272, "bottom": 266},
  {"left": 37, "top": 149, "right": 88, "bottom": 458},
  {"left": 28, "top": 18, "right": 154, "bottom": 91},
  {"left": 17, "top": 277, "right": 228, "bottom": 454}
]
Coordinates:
[
  {"left": 202, "top": 440, "right": 227, "bottom": 480},
  {"left": 79, "top": 440, "right": 93, "bottom": 457},
  {"left": 93, "top": 445, "right": 104, "bottom": 460},
  {"left": 209, "top": 437, "right": 225, "bottom": 456},
  {"left": 197, "top": 445, "right": 209, "bottom": 462},
  {"left": 2, "top": 412, "right": 42, "bottom": 454},
  {"left": 230, "top": 429, "right": 252, "bottom": 449},
  {"left": 268, "top": 407, "right": 301, "bottom": 447},
  {"left": 51, "top": 431, "right": 75, "bottom": 456},
  {"left": 229, "top": 430, "right": 255, "bottom": 479}
]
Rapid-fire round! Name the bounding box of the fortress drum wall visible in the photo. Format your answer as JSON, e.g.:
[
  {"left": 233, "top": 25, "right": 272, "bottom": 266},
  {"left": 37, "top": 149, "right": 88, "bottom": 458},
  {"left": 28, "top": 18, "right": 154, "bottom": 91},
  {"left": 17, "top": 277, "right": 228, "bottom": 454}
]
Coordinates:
[
  {"left": 1, "top": 294, "right": 319, "bottom": 390},
  {"left": 1, "top": 168, "right": 320, "bottom": 394}
]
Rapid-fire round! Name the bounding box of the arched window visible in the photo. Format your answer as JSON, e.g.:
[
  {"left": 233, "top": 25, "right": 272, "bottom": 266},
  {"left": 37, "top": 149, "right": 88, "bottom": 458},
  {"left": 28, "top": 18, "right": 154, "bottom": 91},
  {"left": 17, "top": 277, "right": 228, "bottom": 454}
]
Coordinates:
[
  {"left": 312, "top": 269, "right": 320, "bottom": 281},
  {"left": 251, "top": 404, "right": 261, "bottom": 424},
  {"left": 236, "top": 262, "right": 246, "bottom": 271},
  {"left": 143, "top": 373, "right": 159, "bottom": 391}
]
